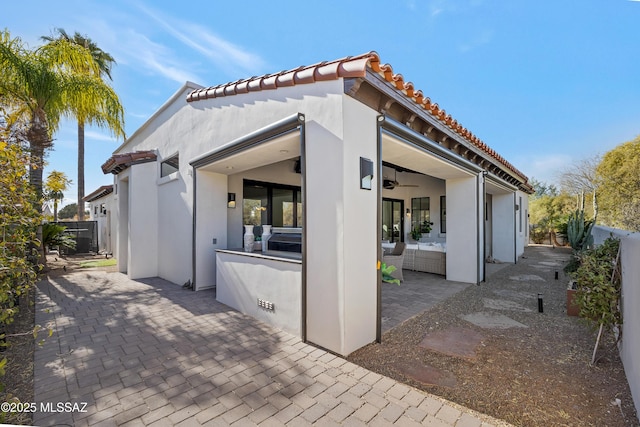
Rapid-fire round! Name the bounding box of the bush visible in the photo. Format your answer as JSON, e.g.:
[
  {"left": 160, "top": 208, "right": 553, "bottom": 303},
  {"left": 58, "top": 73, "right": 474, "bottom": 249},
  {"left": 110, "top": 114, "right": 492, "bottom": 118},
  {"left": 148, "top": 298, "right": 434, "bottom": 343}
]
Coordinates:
[
  {"left": 42, "top": 223, "right": 76, "bottom": 252},
  {"left": 571, "top": 237, "right": 621, "bottom": 331},
  {"left": 0, "top": 142, "right": 40, "bottom": 328},
  {"left": 530, "top": 225, "right": 547, "bottom": 244}
]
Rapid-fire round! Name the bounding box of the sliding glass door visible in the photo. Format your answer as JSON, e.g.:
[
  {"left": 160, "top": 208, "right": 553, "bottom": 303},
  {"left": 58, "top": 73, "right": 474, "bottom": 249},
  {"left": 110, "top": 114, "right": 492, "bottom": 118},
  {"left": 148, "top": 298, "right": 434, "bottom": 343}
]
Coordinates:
[{"left": 382, "top": 198, "right": 404, "bottom": 243}]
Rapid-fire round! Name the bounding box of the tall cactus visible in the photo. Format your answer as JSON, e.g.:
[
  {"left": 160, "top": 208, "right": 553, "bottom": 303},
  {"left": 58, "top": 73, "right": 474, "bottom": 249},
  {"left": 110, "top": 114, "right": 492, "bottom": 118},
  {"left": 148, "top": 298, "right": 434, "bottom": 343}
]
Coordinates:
[{"left": 567, "top": 210, "right": 594, "bottom": 251}]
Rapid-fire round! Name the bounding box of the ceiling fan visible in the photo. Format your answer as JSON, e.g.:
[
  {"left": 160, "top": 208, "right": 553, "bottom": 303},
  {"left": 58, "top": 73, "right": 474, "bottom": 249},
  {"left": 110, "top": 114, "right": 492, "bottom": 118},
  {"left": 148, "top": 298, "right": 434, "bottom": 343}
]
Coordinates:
[{"left": 383, "top": 169, "right": 419, "bottom": 190}]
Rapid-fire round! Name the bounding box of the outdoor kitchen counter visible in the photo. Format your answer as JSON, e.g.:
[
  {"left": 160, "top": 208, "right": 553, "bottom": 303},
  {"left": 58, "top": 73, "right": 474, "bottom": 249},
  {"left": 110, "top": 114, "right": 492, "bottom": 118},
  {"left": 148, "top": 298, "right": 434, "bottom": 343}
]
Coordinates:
[
  {"left": 215, "top": 248, "right": 302, "bottom": 263},
  {"left": 215, "top": 249, "right": 302, "bottom": 337}
]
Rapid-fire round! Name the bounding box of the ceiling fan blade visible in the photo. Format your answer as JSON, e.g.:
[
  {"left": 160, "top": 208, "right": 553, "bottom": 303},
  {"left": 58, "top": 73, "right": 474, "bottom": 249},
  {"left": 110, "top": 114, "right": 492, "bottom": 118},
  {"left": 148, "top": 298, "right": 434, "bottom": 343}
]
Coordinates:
[{"left": 383, "top": 179, "right": 397, "bottom": 189}]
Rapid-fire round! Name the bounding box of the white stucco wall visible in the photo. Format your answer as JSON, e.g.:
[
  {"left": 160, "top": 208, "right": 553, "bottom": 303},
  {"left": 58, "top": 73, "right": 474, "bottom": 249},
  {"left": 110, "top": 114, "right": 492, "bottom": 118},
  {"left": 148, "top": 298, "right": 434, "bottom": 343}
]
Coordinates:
[
  {"left": 87, "top": 192, "right": 114, "bottom": 253},
  {"left": 303, "top": 118, "right": 346, "bottom": 353},
  {"left": 340, "top": 95, "right": 378, "bottom": 354},
  {"left": 216, "top": 251, "right": 302, "bottom": 336},
  {"left": 445, "top": 175, "right": 480, "bottom": 283},
  {"left": 115, "top": 80, "right": 344, "bottom": 287},
  {"left": 592, "top": 226, "right": 640, "bottom": 421},
  {"left": 195, "top": 170, "right": 228, "bottom": 290},
  {"left": 127, "top": 162, "right": 159, "bottom": 279},
  {"left": 115, "top": 173, "right": 129, "bottom": 274},
  {"left": 619, "top": 233, "right": 640, "bottom": 422},
  {"left": 492, "top": 193, "right": 516, "bottom": 263}
]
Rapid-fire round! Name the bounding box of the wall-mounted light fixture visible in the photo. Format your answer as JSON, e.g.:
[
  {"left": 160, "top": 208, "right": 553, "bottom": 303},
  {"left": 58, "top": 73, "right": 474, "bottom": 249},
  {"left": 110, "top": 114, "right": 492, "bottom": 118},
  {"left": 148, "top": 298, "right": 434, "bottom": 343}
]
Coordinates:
[
  {"left": 228, "top": 193, "right": 236, "bottom": 209},
  {"left": 360, "top": 157, "right": 374, "bottom": 190},
  {"left": 406, "top": 208, "right": 411, "bottom": 217}
]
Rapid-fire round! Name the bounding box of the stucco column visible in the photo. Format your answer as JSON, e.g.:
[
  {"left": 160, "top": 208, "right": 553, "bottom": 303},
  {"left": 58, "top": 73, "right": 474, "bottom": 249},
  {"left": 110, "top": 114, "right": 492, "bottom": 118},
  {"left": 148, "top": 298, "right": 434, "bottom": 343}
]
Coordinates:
[
  {"left": 445, "top": 175, "right": 480, "bottom": 283},
  {"left": 128, "top": 162, "right": 159, "bottom": 279},
  {"left": 491, "top": 193, "right": 516, "bottom": 263},
  {"left": 194, "top": 169, "right": 228, "bottom": 290}
]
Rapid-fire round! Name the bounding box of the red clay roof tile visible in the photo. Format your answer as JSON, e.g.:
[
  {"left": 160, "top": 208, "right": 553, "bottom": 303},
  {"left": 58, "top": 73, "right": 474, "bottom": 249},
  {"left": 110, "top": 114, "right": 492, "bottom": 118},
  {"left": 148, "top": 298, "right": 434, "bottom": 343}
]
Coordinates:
[
  {"left": 83, "top": 185, "right": 114, "bottom": 202},
  {"left": 186, "top": 51, "right": 528, "bottom": 183},
  {"left": 102, "top": 150, "right": 157, "bottom": 175}
]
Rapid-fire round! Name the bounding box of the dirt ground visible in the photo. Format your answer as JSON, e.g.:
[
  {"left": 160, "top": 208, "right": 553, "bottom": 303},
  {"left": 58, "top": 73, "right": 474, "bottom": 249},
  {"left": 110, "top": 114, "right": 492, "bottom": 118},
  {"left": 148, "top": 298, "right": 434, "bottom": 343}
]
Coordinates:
[{"left": 349, "top": 246, "right": 639, "bottom": 427}]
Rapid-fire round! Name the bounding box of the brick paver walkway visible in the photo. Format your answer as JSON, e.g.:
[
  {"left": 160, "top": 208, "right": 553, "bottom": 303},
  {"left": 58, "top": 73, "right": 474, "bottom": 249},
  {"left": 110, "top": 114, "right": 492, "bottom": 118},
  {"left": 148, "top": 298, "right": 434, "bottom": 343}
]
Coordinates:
[{"left": 34, "top": 271, "right": 510, "bottom": 426}]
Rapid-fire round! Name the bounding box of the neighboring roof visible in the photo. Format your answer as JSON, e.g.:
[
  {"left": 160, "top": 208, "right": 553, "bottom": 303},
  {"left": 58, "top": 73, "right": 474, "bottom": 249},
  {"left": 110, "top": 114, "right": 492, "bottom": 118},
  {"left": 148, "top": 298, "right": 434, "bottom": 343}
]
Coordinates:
[
  {"left": 83, "top": 185, "right": 114, "bottom": 203},
  {"left": 102, "top": 150, "right": 157, "bottom": 175},
  {"left": 186, "top": 51, "right": 530, "bottom": 189}
]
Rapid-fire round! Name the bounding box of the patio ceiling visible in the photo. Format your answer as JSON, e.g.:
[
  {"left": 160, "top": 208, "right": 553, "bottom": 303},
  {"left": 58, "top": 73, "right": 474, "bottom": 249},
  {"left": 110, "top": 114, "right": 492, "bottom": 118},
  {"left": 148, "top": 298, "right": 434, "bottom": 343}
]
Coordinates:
[
  {"left": 197, "top": 131, "right": 300, "bottom": 174},
  {"left": 382, "top": 133, "right": 474, "bottom": 181}
]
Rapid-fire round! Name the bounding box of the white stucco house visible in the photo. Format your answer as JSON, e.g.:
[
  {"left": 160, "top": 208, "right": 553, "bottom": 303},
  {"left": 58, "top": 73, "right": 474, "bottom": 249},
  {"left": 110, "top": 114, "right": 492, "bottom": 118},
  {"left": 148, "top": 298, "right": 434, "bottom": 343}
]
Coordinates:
[
  {"left": 83, "top": 184, "right": 115, "bottom": 255},
  {"left": 101, "top": 52, "right": 533, "bottom": 356}
]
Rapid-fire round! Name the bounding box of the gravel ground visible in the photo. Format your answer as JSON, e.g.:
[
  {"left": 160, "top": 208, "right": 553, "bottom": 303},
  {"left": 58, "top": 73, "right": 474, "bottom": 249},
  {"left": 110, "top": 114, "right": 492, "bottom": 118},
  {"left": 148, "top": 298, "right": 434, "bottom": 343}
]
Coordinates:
[{"left": 349, "top": 245, "right": 639, "bottom": 427}]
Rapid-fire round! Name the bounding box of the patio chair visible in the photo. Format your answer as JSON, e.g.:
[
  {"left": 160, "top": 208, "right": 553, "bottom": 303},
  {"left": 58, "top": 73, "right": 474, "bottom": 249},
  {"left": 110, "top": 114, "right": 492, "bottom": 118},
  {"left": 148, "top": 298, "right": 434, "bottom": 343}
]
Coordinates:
[{"left": 382, "top": 242, "right": 406, "bottom": 282}]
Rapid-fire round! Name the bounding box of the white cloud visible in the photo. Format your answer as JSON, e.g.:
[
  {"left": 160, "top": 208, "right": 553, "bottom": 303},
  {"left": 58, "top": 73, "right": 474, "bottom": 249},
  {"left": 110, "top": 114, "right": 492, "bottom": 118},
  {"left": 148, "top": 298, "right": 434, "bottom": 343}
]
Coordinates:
[
  {"left": 518, "top": 153, "right": 572, "bottom": 184},
  {"left": 137, "top": 4, "right": 266, "bottom": 77},
  {"left": 67, "top": 13, "right": 203, "bottom": 85},
  {"left": 116, "top": 29, "right": 203, "bottom": 84},
  {"left": 458, "top": 29, "right": 494, "bottom": 52},
  {"left": 84, "top": 130, "right": 120, "bottom": 143}
]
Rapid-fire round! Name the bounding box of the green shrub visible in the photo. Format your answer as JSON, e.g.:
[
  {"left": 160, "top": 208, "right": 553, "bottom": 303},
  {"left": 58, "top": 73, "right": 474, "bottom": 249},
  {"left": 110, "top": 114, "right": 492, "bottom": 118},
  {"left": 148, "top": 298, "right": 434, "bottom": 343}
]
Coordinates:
[
  {"left": 42, "top": 223, "right": 76, "bottom": 252},
  {"left": 571, "top": 237, "right": 621, "bottom": 331},
  {"left": 530, "top": 225, "right": 547, "bottom": 244},
  {"left": 381, "top": 263, "right": 400, "bottom": 285}
]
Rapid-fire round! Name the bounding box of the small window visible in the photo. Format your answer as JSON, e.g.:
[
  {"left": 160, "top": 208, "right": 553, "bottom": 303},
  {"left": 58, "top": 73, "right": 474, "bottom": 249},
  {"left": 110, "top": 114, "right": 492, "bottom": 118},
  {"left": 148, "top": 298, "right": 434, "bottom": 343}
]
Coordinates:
[
  {"left": 411, "top": 197, "right": 431, "bottom": 233},
  {"left": 94, "top": 206, "right": 98, "bottom": 215},
  {"left": 161, "top": 154, "right": 179, "bottom": 177},
  {"left": 519, "top": 196, "right": 523, "bottom": 233}
]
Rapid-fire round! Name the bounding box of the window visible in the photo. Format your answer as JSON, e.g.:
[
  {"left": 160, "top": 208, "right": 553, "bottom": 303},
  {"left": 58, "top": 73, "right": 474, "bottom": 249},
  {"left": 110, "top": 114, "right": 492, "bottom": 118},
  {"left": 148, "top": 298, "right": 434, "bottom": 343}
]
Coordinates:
[
  {"left": 440, "top": 195, "right": 446, "bottom": 234},
  {"left": 243, "top": 180, "right": 302, "bottom": 228},
  {"left": 519, "top": 196, "right": 523, "bottom": 233},
  {"left": 160, "top": 154, "right": 179, "bottom": 177},
  {"left": 411, "top": 197, "right": 431, "bottom": 233}
]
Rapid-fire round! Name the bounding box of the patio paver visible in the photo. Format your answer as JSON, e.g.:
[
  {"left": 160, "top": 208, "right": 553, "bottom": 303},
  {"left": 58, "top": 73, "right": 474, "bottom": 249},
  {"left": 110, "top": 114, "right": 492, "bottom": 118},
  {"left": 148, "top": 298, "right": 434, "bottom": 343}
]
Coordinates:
[{"left": 33, "top": 270, "right": 511, "bottom": 426}]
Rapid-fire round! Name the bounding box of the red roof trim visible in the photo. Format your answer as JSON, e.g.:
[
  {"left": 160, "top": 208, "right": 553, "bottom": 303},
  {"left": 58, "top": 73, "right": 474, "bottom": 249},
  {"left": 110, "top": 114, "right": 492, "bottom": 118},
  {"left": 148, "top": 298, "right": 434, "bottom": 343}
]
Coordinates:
[
  {"left": 83, "top": 185, "right": 114, "bottom": 203},
  {"left": 101, "top": 150, "right": 157, "bottom": 175},
  {"left": 186, "top": 51, "right": 528, "bottom": 184}
]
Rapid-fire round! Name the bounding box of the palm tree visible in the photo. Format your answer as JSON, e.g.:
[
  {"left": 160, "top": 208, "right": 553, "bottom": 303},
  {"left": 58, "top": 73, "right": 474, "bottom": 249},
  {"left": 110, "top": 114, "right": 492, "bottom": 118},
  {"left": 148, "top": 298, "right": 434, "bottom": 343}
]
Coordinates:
[
  {"left": 45, "top": 170, "right": 72, "bottom": 222},
  {"left": 0, "top": 30, "right": 125, "bottom": 263},
  {"left": 42, "top": 28, "right": 119, "bottom": 221}
]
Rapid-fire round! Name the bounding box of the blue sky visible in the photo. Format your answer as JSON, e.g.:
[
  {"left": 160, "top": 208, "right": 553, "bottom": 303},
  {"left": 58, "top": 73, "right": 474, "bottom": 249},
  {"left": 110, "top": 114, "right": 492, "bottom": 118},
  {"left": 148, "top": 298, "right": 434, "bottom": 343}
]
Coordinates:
[{"left": 3, "top": 0, "right": 639, "bottom": 207}]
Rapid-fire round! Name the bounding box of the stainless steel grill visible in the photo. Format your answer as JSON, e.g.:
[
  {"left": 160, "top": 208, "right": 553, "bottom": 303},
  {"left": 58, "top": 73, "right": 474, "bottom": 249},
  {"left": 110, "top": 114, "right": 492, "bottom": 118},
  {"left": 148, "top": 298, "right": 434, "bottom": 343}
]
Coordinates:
[{"left": 267, "top": 227, "right": 302, "bottom": 253}]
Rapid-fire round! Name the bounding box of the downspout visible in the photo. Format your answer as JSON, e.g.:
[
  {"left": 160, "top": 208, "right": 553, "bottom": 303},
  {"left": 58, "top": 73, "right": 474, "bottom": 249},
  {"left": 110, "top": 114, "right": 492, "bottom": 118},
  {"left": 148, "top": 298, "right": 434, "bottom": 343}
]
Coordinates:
[
  {"left": 299, "top": 113, "right": 307, "bottom": 343},
  {"left": 376, "top": 115, "right": 384, "bottom": 343},
  {"left": 191, "top": 165, "right": 197, "bottom": 290},
  {"left": 476, "top": 172, "right": 482, "bottom": 285},
  {"left": 514, "top": 192, "right": 518, "bottom": 264},
  {"left": 482, "top": 171, "right": 487, "bottom": 283}
]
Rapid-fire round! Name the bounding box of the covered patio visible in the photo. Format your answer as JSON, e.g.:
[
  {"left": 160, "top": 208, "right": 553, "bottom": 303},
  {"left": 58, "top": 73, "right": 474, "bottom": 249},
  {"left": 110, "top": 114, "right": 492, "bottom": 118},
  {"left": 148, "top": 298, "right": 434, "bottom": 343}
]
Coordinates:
[{"left": 380, "top": 263, "right": 512, "bottom": 334}]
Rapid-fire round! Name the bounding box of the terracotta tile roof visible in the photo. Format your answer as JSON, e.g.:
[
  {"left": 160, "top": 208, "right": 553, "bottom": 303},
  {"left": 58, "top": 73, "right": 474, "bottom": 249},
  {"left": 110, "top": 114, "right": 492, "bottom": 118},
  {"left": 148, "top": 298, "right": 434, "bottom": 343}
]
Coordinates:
[
  {"left": 83, "top": 185, "right": 114, "bottom": 202},
  {"left": 186, "top": 52, "right": 528, "bottom": 184},
  {"left": 102, "top": 150, "right": 157, "bottom": 175}
]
